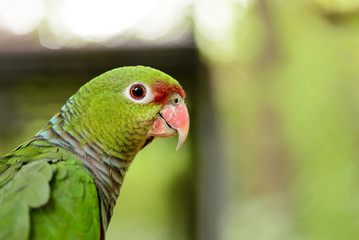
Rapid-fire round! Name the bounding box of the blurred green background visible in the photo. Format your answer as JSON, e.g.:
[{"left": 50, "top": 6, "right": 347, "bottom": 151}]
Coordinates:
[{"left": 1, "top": 0, "right": 359, "bottom": 239}]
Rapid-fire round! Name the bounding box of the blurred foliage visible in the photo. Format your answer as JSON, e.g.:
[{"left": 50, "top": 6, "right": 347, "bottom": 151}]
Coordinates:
[
  {"left": 195, "top": 0, "right": 359, "bottom": 239},
  {"left": 0, "top": 76, "right": 82, "bottom": 152}
]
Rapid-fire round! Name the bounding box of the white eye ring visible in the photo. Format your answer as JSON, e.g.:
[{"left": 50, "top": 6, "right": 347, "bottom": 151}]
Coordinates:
[{"left": 123, "top": 82, "right": 153, "bottom": 104}]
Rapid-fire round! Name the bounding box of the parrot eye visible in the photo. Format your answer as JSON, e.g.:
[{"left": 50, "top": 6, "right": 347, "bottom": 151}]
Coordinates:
[
  {"left": 123, "top": 82, "right": 153, "bottom": 104},
  {"left": 130, "top": 84, "right": 146, "bottom": 99}
]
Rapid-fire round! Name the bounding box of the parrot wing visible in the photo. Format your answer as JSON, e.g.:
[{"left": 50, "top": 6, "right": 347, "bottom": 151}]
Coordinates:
[{"left": 0, "top": 139, "right": 102, "bottom": 240}]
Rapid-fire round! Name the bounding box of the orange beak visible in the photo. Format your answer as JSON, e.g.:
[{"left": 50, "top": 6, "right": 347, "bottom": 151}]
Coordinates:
[{"left": 148, "top": 102, "right": 190, "bottom": 150}]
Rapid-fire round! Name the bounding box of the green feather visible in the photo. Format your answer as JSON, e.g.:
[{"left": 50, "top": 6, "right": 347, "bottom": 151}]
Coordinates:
[
  {"left": 30, "top": 160, "right": 101, "bottom": 239},
  {"left": 0, "top": 140, "right": 101, "bottom": 240}
]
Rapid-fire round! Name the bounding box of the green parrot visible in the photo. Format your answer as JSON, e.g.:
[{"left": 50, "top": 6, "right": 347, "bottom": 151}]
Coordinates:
[{"left": 0, "top": 66, "right": 190, "bottom": 239}]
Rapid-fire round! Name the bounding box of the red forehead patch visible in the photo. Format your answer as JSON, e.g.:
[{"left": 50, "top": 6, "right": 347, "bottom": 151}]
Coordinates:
[{"left": 151, "top": 80, "right": 185, "bottom": 105}]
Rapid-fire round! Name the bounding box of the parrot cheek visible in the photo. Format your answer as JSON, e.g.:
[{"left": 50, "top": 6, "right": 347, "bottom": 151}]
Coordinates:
[{"left": 148, "top": 102, "right": 190, "bottom": 151}]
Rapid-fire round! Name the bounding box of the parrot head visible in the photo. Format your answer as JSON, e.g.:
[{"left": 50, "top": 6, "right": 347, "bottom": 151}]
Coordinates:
[{"left": 60, "top": 66, "right": 190, "bottom": 160}]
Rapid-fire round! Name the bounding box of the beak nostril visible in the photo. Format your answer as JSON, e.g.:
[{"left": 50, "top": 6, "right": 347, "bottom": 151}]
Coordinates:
[{"left": 170, "top": 93, "right": 182, "bottom": 106}]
